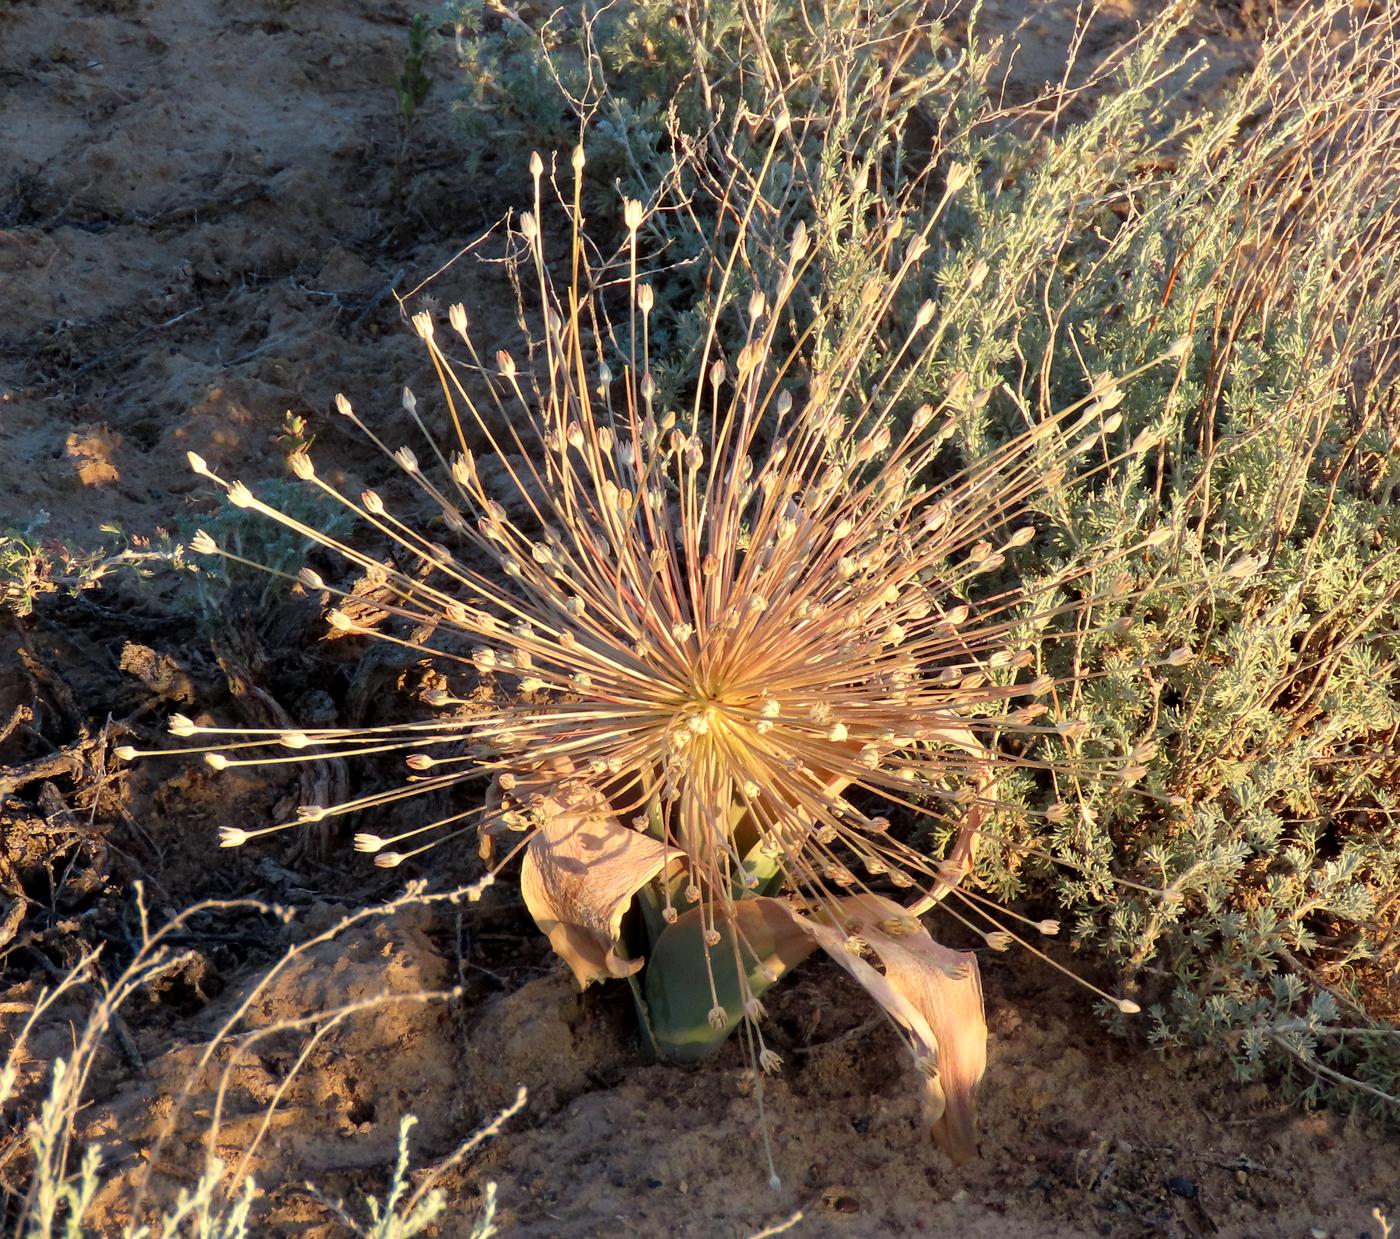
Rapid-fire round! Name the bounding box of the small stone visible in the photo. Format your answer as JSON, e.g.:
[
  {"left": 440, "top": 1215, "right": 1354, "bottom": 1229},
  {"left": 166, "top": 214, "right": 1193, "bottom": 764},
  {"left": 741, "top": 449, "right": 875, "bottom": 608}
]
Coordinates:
[
  {"left": 1166, "top": 1176, "right": 1198, "bottom": 1200},
  {"left": 821, "top": 1189, "right": 860, "bottom": 1214}
]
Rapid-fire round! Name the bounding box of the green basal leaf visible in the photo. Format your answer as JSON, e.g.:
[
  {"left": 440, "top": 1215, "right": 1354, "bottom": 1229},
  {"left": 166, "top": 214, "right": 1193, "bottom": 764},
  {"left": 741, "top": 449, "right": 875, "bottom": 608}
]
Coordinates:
[
  {"left": 644, "top": 896, "right": 815, "bottom": 1064},
  {"left": 735, "top": 835, "right": 785, "bottom": 898}
]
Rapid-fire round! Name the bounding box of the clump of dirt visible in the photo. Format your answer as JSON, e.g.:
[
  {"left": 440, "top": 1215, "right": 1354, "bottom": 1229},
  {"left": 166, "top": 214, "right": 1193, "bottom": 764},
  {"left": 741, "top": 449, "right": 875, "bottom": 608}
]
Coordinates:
[
  {"left": 76, "top": 906, "right": 462, "bottom": 1218},
  {"left": 464, "top": 972, "right": 636, "bottom": 1116},
  {"left": 63, "top": 425, "right": 124, "bottom": 488},
  {"left": 2, "top": 0, "right": 1396, "bottom": 1236}
]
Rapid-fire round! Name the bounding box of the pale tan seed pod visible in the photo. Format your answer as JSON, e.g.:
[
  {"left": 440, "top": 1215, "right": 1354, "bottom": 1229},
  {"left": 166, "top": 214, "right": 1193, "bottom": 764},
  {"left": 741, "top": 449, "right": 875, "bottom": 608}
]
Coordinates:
[
  {"left": 945, "top": 162, "right": 972, "bottom": 193},
  {"left": 789, "top": 219, "right": 809, "bottom": 262}
]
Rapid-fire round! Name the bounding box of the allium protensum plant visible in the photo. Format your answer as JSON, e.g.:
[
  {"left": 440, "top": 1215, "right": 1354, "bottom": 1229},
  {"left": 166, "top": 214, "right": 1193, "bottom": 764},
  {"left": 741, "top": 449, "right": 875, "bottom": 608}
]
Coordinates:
[{"left": 133, "top": 131, "right": 1188, "bottom": 1169}]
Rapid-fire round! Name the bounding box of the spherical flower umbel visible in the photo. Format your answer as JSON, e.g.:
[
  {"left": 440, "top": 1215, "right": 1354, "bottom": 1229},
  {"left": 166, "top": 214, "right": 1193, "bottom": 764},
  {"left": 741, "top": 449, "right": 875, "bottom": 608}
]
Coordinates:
[{"left": 147, "top": 140, "right": 1171, "bottom": 1168}]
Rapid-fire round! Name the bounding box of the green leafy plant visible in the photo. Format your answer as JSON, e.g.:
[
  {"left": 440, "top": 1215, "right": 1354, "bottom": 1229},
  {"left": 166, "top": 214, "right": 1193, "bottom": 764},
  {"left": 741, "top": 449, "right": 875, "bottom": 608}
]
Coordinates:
[
  {"left": 0, "top": 516, "right": 192, "bottom": 619},
  {"left": 395, "top": 13, "right": 435, "bottom": 124},
  {"left": 177, "top": 478, "right": 353, "bottom": 624}
]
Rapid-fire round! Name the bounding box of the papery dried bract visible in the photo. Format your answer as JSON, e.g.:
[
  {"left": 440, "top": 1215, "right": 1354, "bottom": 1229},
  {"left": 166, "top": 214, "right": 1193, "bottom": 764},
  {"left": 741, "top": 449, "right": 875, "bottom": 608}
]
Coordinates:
[
  {"left": 792, "top": 894, "right": 987, "bottom": 1164},
  {"left": 519, "top": 782, "right": 678, "bottom": 988}
]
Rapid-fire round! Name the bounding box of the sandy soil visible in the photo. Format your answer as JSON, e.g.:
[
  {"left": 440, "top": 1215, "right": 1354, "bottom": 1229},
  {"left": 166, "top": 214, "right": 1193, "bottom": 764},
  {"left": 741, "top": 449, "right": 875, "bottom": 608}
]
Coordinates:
[{"left": 1, "top": 0, "right": 1394, "bottom": 1236}]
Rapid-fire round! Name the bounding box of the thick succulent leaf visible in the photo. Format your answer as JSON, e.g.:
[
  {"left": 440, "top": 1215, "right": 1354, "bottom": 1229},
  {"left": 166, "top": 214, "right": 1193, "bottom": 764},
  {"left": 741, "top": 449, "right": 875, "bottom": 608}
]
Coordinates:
[
  {"left": 646, "top": 897, "right": 817, "bottom": 1063},
  {"left": 793, "top": 894, "right": 988, "bottom": 1164},
  {"left": 519, "top": 781, "right": 678, "bottom": 989}
]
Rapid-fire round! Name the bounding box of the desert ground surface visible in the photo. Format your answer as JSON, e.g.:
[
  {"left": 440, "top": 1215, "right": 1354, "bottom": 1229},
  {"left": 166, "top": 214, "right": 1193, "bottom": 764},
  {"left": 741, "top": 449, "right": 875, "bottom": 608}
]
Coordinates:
[{"left": 1, "top": 0, "right": 1395, "bottom": 1235}]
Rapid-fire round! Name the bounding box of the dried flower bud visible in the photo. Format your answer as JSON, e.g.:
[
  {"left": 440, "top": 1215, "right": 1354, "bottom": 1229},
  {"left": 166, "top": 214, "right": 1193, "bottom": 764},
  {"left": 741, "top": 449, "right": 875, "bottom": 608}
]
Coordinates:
[{"left": 945, "top": 162, "right": 973, "bottom": 193}]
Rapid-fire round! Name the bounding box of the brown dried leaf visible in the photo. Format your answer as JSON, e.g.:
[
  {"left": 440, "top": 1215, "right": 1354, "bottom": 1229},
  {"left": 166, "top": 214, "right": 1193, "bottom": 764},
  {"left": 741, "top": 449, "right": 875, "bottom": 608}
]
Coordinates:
[
  {"left": 519, "top": 780, "right": 678, "bottom": 988},
  {"left": 793, "top": 894, "right": 987, "bottom": 1164}
]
